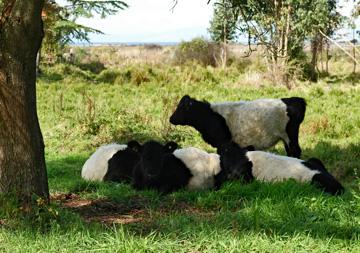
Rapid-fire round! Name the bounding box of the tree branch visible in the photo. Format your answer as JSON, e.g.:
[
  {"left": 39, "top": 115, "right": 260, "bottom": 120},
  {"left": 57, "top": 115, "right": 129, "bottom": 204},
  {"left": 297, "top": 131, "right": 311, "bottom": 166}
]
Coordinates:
[{"left": 319, "top": 30, "right": 359, "bottom": 65}]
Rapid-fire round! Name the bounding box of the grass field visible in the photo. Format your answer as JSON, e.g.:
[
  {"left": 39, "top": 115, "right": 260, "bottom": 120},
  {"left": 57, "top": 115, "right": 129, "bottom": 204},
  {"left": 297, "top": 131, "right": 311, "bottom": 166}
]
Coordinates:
[{"left": 1, "top": 47, "right": 360, "bottom": 252}]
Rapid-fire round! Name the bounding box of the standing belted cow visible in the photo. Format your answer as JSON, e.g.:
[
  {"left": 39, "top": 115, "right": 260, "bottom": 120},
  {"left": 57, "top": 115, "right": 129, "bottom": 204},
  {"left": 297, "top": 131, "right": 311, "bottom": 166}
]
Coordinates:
[{"left": 170, "top": 95, "right": 306, "bottom": 158}]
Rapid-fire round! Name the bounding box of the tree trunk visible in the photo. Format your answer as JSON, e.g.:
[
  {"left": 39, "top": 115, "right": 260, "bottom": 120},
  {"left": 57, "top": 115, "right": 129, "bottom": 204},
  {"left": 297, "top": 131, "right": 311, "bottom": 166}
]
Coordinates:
[
  {"left": 352, "top": 28, "right": 356, "bottom": 74},
  {"left": 319, "top": 38, "right": 324, "bottom": 73},
  {"left": 309, "top": 34, "right": 320, "bottom": 82},
  {"left": 0, "top": 0, "right": 49, "bottom": 202},
  {"left": 325, "top": 41, "right": 329, "bottom": 73},
  {"left": 221, "top": 10, "right": 227, "bottom": 69}
]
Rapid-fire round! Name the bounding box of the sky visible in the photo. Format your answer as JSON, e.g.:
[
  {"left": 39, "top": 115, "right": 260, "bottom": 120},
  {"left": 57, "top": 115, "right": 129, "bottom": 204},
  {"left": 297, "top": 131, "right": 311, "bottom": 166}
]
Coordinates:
[
  {"left": 56, "top": 0, "right": 359, "bottom": 43},
  {"left": 69, "top": 0, "right": 213, "bottom": 43}
]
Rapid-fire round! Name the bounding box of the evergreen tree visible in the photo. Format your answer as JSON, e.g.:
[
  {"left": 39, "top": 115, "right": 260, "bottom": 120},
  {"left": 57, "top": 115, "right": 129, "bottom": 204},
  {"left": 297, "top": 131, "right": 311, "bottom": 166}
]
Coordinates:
[
  {"left": 42, "top": 0, "right": 128, "bottom": 59},
  {"left": 208, "top": 0, "right": 239, "bottom": 42}
]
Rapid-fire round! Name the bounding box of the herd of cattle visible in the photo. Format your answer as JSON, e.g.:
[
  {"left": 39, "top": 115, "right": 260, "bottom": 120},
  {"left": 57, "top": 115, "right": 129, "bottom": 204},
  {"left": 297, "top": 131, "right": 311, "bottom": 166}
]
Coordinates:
[{"left": 81, "top": 95, "right": 344, "bottom": 196}]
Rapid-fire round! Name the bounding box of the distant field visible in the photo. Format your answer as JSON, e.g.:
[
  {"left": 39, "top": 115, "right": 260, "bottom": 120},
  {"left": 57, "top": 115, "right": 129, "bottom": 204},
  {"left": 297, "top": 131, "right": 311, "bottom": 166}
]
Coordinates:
[
  {"left": 67, "top": 43, "right": 359, "bottom": 78},
  {"left": 1, "top": 48, "right": 359, "bottom": 252}
]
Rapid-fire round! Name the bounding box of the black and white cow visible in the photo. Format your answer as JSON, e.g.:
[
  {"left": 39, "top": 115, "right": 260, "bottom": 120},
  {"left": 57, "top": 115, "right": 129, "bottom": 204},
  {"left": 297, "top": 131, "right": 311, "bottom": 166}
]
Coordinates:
[
  {"left": 81, "top": 141, "right": 142, "bottom": 183},
  {"left": 169, "top": 95, "right": 306, "bottom": 158},
  {"left": 132, "top": 141, "right": 221, "bottom": 193},
  {"left": 215, "top": 141, "right": 345, "bottom": 195}
]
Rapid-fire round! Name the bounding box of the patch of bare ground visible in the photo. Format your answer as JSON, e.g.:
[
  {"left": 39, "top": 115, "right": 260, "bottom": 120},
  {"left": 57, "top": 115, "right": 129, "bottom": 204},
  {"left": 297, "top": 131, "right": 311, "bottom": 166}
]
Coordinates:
[
  {"left": 51, "top": 193, "right": 212, "bottom": 225},
  {"left": 51, "top": 193, "right": 148, "bottom": 225}
]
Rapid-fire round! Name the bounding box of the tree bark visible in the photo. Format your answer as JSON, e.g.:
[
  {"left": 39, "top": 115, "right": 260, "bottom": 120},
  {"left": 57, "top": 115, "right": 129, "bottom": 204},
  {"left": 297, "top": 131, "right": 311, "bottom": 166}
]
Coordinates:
[
  {"left": 309, "top": 34, "right": 320, "bottom": 82},
  {"left": 221, "top": 12, "right": 227, "bottom": 69},
  {"left": 0, "top": 0, "right": 49, "bottom": 202},
  {"left": 325, "top": 41, "right": 329, "bottom": 73},
  {"left": 352, "top": 28, "right": 356, "bottom": 74}
]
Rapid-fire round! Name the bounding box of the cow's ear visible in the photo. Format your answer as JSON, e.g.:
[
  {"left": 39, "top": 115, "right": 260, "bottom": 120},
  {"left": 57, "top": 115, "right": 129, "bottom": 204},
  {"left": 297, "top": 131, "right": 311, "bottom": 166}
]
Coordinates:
[
  {"left": 181, "top": 95, "right": 191, "bottom": 103},
  {"left": 181, "top": 95, "right": 193, "bottom": 109},
  {"left": 164, "top": 141, "right": 178, "bottom": 153},
  {"left": 244, "top": 145, "right": 255, "bottom": 151},
  {"left": 127, "top": 140, "right": 142, "bottom": 153}
]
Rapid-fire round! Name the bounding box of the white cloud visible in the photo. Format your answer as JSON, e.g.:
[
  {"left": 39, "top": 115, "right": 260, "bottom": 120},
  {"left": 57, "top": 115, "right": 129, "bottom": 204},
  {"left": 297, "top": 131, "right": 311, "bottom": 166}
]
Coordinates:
[{"left": 61, "top": 0, "right": 213, "bottom": 42}]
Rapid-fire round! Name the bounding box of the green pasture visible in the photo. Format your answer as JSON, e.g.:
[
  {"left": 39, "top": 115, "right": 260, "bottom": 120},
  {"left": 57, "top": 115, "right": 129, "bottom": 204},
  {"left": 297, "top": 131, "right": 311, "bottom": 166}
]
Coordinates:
[{"left": 1, "top": 62, "right": 359, "bottom": 252}]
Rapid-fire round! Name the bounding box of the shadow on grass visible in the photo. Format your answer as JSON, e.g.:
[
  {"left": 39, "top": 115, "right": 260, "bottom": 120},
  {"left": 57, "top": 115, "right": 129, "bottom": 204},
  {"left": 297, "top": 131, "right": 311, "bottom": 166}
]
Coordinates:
[
  {"left": 38, "top": 71, "right": 64, "bottom": 83},
  {"left": 42, "top": 145, "right": 360, "bottom": 241},
  {"left": 301, "top": 141, "right": 360, "bottom": 180},
  {"left": 322, "top": 72, "right": 360, "bottom": 85},
  {"left": 53, "top": 180, "right": 359, "bottom": 241},
  {"left": 46, "top": 154, "right": 88, "bottom": 192}
]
